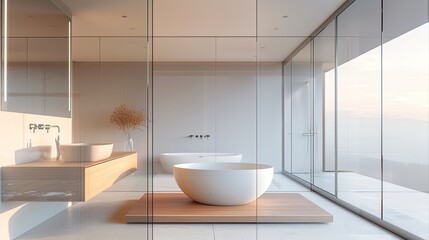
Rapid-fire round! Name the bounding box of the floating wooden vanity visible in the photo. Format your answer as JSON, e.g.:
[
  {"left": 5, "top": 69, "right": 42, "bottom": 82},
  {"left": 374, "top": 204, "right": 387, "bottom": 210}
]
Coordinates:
[{"left": 1, "top": 152, "right": 137, "bottom": 202}]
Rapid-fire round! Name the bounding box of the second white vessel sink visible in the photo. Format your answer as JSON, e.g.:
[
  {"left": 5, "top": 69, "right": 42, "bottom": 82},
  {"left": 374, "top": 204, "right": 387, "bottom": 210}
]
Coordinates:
[{"left": 60, "top": 143, "right": 113, "bottom": 163}]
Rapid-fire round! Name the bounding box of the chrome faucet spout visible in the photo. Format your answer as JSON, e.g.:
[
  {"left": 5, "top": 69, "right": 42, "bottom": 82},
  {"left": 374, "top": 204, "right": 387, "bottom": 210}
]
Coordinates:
[
  {"left": 44, "top": 124, "right": 61, "bottom": 160},
  {"left": 45, "top": 124, "right": 60, "bottom": 134},
  {"left": 55, "top": 135, "right": 60, "bottom": 161}
]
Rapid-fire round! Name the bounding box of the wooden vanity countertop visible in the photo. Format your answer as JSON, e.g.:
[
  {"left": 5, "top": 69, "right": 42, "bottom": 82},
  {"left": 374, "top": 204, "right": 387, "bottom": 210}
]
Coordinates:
[
  {"left": 3, "top": 152, "right": 136, "bottom": 168},
  {"left": 2, "top": 152, "right": 138, "bottom": 201}
]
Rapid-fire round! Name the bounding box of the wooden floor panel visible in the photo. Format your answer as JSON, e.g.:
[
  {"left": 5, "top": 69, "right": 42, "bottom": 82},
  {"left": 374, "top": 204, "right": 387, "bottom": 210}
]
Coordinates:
[{"left": 125, "top": 192, "right": 333, "bottom": 223}]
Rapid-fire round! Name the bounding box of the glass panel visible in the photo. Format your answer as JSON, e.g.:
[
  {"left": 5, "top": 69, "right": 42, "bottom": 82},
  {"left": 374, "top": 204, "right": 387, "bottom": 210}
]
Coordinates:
[
  {"left": 382, "top": 0, "right": 429, "bottom": 238},
  {"left": 1, "top": 0, "right": 150, "bottom": 239},
  {"left": 2, "top": 0, "right": 70, "bottom": 117},
  {"left": 152, "top": 35, "right": 258, "bottom": 238},
  {"left": 256, "top": 44, "right": 283, "bottom": 177},
  {"left": 217, "top": 37, "right": 258, "bottom": 236},
  {"left": 290, "top": 43, "right": 313, "bottom": 183},
  {"left": 337, "top": 0, "right": 382, "bottom": 217},
  {"left": 152, "top": 37, "right": 218, "bottom": 238},
  {"left": 284, "top": 61, "right": 292, "bottom": 173},
  {"left": 153, "top": 37, "right": 216, "bottom": 177},
  {"left": 256, "top": 38, "right": 284, "bottom": 194},
  {"left": 313, "top": 20, "right": 336, "bottom": 194}
]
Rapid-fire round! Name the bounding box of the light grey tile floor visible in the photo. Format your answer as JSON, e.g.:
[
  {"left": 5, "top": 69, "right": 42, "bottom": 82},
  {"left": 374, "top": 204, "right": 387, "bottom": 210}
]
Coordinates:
[
  {"left": 18, "top": 174, "right": 402, "bottom": 240},
  {"left": 296, "top": 172, "right": 429, "bottom": 239}
]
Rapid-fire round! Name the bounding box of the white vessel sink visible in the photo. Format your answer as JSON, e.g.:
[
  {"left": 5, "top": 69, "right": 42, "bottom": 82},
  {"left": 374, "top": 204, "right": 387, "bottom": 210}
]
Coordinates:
[
  {"left": 60, "top": 143, "right": 113, "bottom": 163},
  {"left": 15, "top": 146, "right": 52, "bottom": 164}
]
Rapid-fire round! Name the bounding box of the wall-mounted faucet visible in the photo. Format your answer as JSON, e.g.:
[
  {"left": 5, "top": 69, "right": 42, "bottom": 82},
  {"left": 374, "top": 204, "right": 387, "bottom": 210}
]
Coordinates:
[
  {"left": 187, "top": 134, "right": 210, "bottom": 139},
  {"left": 29, "top": 123, "right": 38, "bottom": 133},
  {"left": 45, "top": 124, "right": 60, "bottom": 134},
  {"left": 28, "top": 123, "right": 61, "bottom": 161},
  {"left": 29, "top": 123, "right": 61, "bottom": 133},
  {"left": 45, "top": 125, "right": 61, "bottom": 161}
]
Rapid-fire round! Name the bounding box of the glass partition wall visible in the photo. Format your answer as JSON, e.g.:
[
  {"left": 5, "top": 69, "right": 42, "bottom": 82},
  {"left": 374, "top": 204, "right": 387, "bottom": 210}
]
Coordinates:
[
  {"left": 283, "top": 0, "right": 429, "bottom": 239},
  {"left": 1, "top": 0, "right": 152, "bottom": 239},
  {"left": 71, "top": 2, "right": 151, "bottom": 239},
  {"left": 152, "top": 36, "right": 259, "bottom": 239}
]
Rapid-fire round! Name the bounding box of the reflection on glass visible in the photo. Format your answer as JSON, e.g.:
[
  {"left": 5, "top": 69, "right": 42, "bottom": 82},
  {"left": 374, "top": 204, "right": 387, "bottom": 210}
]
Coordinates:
[
  {"left": 3, "top": 0, "right": 8, "bottom": 102},
  {"left": 2, "top": 0, "right": 70, "bottom": 117}
]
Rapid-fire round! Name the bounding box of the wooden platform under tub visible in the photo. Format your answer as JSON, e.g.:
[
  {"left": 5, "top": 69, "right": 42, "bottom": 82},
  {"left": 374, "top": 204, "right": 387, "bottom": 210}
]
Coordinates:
[{"left": 125, "top": 192, "right": 333, "bottom": 223}]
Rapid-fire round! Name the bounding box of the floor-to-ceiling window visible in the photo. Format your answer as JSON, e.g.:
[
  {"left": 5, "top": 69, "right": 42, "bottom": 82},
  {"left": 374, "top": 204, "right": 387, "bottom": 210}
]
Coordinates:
[
  {"left": 283, "top": 0, "right": 429, "bottom": 238},
  {"left": 382, "top": 0, "right": 429, "bottom": 237},
  {"left": 336, "top": 0, "right": 382, "bottom": 218}
]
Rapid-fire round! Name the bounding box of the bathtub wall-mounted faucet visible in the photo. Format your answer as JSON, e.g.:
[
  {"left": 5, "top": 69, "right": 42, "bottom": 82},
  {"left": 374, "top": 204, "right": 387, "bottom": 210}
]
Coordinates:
[{"left": 187, "top": 134, "right": 210, "bottom": 139}]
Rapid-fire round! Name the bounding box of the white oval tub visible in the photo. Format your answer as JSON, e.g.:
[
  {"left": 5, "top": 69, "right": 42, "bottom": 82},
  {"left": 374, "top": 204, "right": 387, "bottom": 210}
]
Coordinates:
[
  {"left": 174, "top": 162, "right": 274, "bottom": 206},
  {"left": 159, "top": 153, "right": 242, "bottom": 173}
]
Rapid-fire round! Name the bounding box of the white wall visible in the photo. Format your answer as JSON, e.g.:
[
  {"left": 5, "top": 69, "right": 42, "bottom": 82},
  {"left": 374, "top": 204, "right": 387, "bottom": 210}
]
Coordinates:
[
  {"left": 72, "top": 62, "right": 147, "bottom": 171},
  {"left": 153, "top": 62, "right": 282, "bottom": 173},
  {"left": 0, "top": 111, "right": 72, "bottom": 240}
]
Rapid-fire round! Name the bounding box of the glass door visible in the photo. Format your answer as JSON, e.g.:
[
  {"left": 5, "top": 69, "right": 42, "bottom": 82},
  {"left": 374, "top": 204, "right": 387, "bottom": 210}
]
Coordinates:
[
  {"left": 313, "top": 20, "right": 336, "bottom": 195},
  {"left": 290, "top": 43, "right": 313, "bottom": 183}
]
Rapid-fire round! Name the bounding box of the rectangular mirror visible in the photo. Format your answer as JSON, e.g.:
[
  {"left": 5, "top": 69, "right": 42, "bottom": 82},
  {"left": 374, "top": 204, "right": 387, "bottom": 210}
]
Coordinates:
[{"left": 2, "top": 0, "right": 71, "bottom": 118}]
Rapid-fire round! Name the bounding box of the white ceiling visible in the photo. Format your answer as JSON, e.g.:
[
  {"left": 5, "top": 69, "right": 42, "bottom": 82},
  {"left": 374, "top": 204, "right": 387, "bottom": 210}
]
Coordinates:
[{"left": 62, "top": 0, "right": 346, "bottom": 62}]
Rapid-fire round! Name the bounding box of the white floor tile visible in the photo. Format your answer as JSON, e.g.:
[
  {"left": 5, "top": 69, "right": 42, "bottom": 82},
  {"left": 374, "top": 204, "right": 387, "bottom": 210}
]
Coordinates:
[
  {"left": 213, "top": 224, "right": 257, "bottom": 240},
  {"left": 153, "top": 224, "right": 214, "bottom": 240},
  {"left": 18, "top": 174, "right": 403, "bottom": 240}
]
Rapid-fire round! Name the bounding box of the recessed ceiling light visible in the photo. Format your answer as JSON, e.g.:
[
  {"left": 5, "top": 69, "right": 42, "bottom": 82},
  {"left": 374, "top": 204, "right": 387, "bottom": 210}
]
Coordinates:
[{"left": 282, "top": 15, "right": 289, "bottom": 19}]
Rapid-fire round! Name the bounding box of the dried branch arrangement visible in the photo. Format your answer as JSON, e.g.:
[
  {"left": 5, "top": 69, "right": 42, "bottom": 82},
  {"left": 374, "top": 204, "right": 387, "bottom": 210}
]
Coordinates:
[{"left": 110, "top": 104, "right": 145, "bottom": 139}]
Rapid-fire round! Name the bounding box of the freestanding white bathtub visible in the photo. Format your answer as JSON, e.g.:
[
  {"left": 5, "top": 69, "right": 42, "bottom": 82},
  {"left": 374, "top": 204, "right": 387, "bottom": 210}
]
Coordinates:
[
  {"left": 159, "top": 153, "right": 242, "bottom": 173},
  {"left": 174, "top": 162, "right": 274, "bottom": 206}
]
